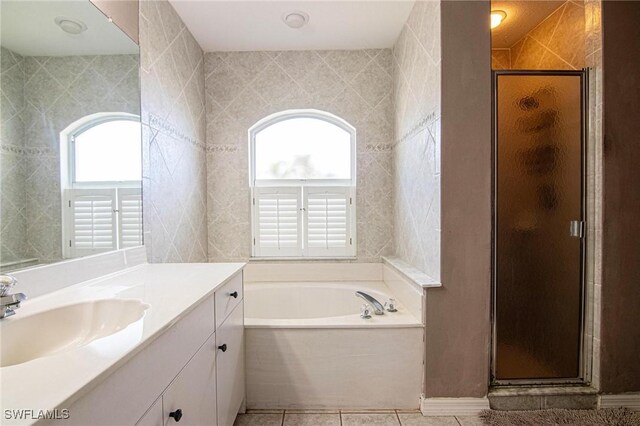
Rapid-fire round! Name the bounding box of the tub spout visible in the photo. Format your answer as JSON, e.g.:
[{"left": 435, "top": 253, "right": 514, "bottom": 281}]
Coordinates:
[{"left": 355, "top": 291, "right": 385, "bottom": 315}]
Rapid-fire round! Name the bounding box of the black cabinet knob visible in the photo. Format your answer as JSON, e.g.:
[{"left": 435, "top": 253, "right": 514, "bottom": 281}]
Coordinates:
[
  {"left": 169, "top": 409, "right": 183, "bottom": 422},
  {"left": 230, "top": 291, "right": 238, "bottom": 298},
  {"left": 218, "top": 343, "right": 227, "bottom": 352}
]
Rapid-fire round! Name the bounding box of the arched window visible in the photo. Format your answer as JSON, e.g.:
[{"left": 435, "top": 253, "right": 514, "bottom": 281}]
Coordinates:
[
  {"left": 61, "top": 113, "right": 142, "bottom": 258},
  {"left": 249, "top": 110, "right": 356, "bottom": 258}
]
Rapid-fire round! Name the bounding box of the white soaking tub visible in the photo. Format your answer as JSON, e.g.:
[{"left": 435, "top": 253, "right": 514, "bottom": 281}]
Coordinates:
[
  {"left": 245, "top": 281, "right": 421, "bottom": 328},
  {"left": 244, "top": 264, "right": 425, "bottom": 410}
]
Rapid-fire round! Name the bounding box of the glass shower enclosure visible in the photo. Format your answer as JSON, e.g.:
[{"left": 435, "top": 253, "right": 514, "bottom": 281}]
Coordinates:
[{"left": 492, "top": 71, "right": 587, "bottom": 384}]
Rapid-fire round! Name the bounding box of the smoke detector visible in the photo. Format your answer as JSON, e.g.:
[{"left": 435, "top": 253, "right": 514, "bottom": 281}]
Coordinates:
[
  {"left": 55, "top": 16, "right": 88, "bottom": 35},
  {"left": 282, "top": 11, "right": 309, "bottom": 29}
]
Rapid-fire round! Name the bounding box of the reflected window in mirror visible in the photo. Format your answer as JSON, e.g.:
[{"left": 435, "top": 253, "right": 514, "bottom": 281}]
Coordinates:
[
  {"left": 0, "top": 0, "right": 141, "bottom": 272},
  {"left": 72, "top": 116, "right": 141, "bottom": 184},
  {"left": 61, "top": 113, "right": 142, "bottom": 259}
]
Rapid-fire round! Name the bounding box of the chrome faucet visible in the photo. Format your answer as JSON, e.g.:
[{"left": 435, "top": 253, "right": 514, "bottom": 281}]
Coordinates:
[
  {"left": 356, "top": 291, "right": 385, "bottom": 315},
  {"left": 0, "top": 275, "right": 27, "bottom": 319}
]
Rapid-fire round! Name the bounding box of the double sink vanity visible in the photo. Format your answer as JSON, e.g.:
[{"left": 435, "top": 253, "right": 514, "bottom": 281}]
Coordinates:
[{"left": 1, "top": 259, "right": 246, "bottom": 426}]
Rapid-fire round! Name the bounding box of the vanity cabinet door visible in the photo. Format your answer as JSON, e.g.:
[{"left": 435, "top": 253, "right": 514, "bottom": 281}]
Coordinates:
[
  {"left": 163, "top": 332, "right": 217, "bottom": 426},
  {"left": 136, "top": 398, "right": 163, "bottom": 426},
  {"left": 216, "top": 303, "right": 245, "bottom": 426}
]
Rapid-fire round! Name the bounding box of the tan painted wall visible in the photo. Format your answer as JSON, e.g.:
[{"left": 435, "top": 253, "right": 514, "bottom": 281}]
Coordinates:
[
  {"left": 600, "top": 0, "right": 640, "bottom": 394},
  {"left": 426, "top": 0, "right": 492, "bottom": 397}
]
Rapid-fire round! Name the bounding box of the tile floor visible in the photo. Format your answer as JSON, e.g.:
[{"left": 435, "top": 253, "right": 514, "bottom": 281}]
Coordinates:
[{"left": 234, "top": 410, "right": 484, "bottom": 426}]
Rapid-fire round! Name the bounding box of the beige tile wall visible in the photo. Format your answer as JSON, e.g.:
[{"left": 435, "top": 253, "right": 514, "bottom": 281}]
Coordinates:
[
  {"left": 204, "top": 49, "right": 394, "bottom": 262},
  {"left": 492, "top": 0, "right": 586, "bottom": 70},
  {"left": 139, "top": 0, "right": 208, "bottom": 262},
  {"left": 392, "top": 1, "right": 442, "bottom": 280},
  {"left": 491, "top": 48, "right": 511, "bottom": 69},
  {"left": 0, "top": 47, "right": 28, "bottom": 265}
]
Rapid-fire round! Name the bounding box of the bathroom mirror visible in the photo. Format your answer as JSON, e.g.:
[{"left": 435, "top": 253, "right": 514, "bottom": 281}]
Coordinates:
[{"left": 0, "top": 0, "right": 141, "bottom": 272}]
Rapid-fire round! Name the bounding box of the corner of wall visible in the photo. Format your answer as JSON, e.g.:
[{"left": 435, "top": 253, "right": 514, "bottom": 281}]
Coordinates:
[
  {"left": 391, "top": 0, "right": 442, "bottom": 281},
  {"left": 428, "top": 0, "right": 492, "bottom": 398},
  {"left": 139, "top": 0, "right": 208, "bottom": 263}
]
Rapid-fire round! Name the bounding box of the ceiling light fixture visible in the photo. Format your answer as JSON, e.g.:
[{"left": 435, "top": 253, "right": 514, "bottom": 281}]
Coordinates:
[
  {"left": 54, "top": 16, "right": 88, "bottom": 35},
  {"left": 282, "top": 11, "right": 309, "bottom": 29},
  {"left": 491, "top": 10, "right": 507, "bottom": 29}
]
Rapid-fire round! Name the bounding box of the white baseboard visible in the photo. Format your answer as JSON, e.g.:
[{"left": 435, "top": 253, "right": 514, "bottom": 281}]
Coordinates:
[
  {"left": 420, "top": 396, "right": 490, "bottom": 416},
  {"left": 599, "top": 393, "right": 640, "bottom": 411}
]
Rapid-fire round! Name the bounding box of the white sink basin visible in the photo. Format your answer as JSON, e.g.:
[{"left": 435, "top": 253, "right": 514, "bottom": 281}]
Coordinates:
[{"left": 0, "top": 299, "right": 149, "bottom": 367}]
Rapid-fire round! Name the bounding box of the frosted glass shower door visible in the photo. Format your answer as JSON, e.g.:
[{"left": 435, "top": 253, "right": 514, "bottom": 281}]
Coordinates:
[{"left": 494, "top": 72, "right": 585, "bottom": 383}]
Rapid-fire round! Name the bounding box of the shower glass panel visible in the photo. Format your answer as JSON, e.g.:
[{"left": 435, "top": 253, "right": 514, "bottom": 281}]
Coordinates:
[{"left": 494, "top": 72, "right": 585, "bottom": 383}]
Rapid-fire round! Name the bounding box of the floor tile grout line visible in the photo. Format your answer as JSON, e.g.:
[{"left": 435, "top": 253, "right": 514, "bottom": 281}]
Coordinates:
[{"left": 395, "top": 409, "right": 403, "bottom": 426}]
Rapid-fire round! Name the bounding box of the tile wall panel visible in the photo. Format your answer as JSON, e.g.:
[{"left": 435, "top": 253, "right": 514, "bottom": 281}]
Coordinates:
[
  {"left": 140, "top": 0, "right": 207, "bottom": 262},
  {"left": 492, "top": 1, "right": 586, "bottom": 71},
  {"left": 392, "top": 1, "right": 442, "bottom": 280},
  {"left": 204, "top": 49, "right": 395, "bottom": 262}
]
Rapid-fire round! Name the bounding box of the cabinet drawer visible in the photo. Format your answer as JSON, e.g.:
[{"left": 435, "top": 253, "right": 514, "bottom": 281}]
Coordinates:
[
  {"left": 216, "top": 303, "right": 245, "bottom": 426},
  {"left": 215, "top": 271, "right": 243, "bottom": 328},
  {"left": 163, "top": 332, "right": 217, "bottom": 426}
]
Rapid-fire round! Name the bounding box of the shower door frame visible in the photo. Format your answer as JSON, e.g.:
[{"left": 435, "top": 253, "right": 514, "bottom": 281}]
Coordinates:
[{"left": 490, "top": 69, "right": 589, "bottom": 386}]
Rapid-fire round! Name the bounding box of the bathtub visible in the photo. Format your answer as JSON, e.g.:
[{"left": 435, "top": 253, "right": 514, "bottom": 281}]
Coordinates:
[{"left": 243, "top": 263, "right": 424, "bottom": 410}]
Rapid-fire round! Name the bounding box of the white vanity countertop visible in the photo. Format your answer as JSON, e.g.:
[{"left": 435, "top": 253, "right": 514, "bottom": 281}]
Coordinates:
[{"left": 0, "top": 262, "right": 245, "bottom": 423}]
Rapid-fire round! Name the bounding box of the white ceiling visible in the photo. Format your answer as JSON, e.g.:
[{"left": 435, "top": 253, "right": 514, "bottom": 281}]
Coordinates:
[
  {"left": 0, "top": 1, "right": 138, "bottom": 57},
  {"left": 491, "top": 0, "right": 566, "bottom": 48},
  {"left": 169, "top": 0, "right": 416, "bottom": 52}
]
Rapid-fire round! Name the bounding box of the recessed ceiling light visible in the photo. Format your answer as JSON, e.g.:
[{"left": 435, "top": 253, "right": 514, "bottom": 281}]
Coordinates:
[
  {"left": 54, "top": 16, "right": 88, "bottom": 35},
  {"left": 282, "top": 11, "right": 309, "bottom": 29},
  {"left": 491, "top": 10, "right": 507, "bottom": 29}
]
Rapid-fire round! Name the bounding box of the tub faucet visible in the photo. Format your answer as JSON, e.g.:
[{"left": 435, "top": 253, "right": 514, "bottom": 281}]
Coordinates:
[
  {"left": 355, "top": 291, "right": 384, "bottom": 315},
  {"left": 0, "top": 275, "right": 27, "bottom": 319}
]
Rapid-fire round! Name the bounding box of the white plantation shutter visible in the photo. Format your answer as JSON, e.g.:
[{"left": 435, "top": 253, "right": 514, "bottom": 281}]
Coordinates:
[
  {"left": 304, "top": 187, "right": 355, "bottom": 257},
  {"left": 253, "top": 187, "right": 303, "bottom": 257},
  {"left": 251, "top": 186, "right": 356, "bottom": 258},
  {"left": 64, "top": 188, "right": 143, "bottom": 258},
  {"left": 118, "top": 188, "right": 143, "bottom": 248},
  {"left": 68, "top": 189, "right": 117, "bottom": 257}
]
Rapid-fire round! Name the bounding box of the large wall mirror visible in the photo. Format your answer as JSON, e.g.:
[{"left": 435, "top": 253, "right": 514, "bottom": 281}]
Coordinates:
[{"left": 0, "top": 0, "right": 141, "bottom": 272}]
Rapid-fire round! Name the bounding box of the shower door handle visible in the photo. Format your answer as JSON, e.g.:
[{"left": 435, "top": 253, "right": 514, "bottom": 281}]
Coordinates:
[{"left": 569, "top": 220, "right": 584, "bottom": 238}]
